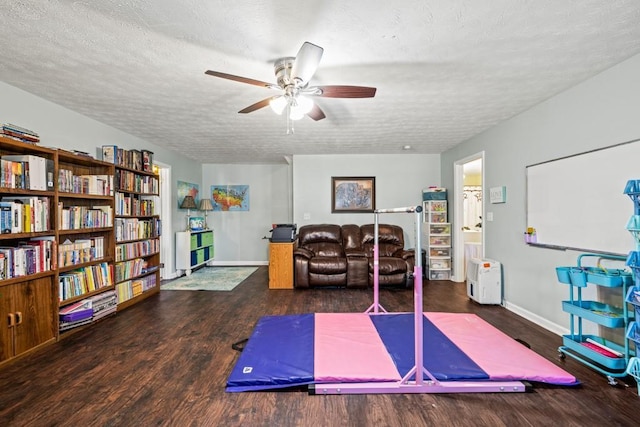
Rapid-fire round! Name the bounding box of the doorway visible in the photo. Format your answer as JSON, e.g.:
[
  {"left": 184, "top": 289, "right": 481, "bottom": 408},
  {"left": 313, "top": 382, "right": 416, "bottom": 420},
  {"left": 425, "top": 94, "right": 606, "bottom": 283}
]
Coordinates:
[
  {"left": 452, "top": 153, "right": 484, "bottom": 282},
  {"left": 154, "top": 161, "right": 174, "bottom": 280}
]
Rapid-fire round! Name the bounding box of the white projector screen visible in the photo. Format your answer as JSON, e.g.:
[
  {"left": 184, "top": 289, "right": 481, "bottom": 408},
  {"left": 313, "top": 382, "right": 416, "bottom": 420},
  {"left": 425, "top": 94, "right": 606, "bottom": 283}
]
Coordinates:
[{"left": 526, "top": 138, "right": 640, "bottom": 256}]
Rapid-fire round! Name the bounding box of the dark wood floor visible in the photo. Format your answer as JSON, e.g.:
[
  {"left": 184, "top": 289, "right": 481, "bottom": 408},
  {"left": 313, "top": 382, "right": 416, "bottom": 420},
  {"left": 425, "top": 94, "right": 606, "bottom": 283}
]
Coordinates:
[{"left": 1, "top": 266, "right": 639, "bottom": 426}]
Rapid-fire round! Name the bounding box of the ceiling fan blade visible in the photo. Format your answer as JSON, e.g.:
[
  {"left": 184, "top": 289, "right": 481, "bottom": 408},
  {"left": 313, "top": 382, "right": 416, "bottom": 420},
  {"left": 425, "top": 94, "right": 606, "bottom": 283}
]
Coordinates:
[
  {"left": 313, "top": 85, "right": 377, "bottom": 98},
  {"left": 205, "top": 70, "right": 278, "bottom": 90},
  {"left": 238, "top": 97, "right": 277, "bottom": 114},
  {"left": 290, "top": 42, "right": 324, "bottom": 84},
  {"left": 307, "top": 104, "right": 326, "bottom": 121}
]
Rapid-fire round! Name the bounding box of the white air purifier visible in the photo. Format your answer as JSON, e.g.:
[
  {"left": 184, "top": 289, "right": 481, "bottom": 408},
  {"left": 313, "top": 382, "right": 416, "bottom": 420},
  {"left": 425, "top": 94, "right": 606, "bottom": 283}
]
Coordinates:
[{"left": 466, "top": 259, "right": 502, "bottom": 304}]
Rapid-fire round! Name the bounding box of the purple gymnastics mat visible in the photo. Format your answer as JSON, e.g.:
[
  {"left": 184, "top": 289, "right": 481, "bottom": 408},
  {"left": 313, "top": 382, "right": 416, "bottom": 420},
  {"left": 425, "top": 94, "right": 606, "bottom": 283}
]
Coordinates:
[{"left": 226, "top": 312, "right": 578, "bottom": 392}]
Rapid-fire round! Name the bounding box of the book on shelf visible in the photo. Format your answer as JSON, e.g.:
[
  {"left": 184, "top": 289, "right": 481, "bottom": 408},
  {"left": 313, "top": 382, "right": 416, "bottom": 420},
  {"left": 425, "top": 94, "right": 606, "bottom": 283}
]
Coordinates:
[
  {"left": 0, "top": 123, "right": 40, "bottom": 144},
  {"left": 1, "top": 154, "right": 47, "bottom": 190},
  {"left": 141, "top": 150, "right": 154, "bottom": 172},
  {"left": 59, "top": 317, "right": 93, "bottom": 332},
  {"left": 0, "top": 200, "right": 23, "bottom": 233},
  {"left": 45, "top": 158, "right": 54, "bottom": 190},
  {"left": 101, "top": 145, "right": 117, "bottom": 164},
  {"left": 0, "top": 202, "right": 12, "bottom": 234},
  {"left": 1, "top": 197, "right": 51, "bottom": 233}
]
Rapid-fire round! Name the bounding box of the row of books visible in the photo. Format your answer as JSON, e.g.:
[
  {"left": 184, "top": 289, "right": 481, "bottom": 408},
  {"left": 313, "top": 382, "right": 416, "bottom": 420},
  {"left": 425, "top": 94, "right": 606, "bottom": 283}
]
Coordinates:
[
  {"left": 58, "top": 169, "right": 113, "bottom": 196},
  {"left": 115, "top": 192, "right": 156, "bottom": 217},
  {"left": 0, "top": 197, "right": 51, "bottom": 234},
  {"left": 115, "top": 169, "right": 158, "bottom": 193},
  {"left": 0, "top": 155, "right": 54, "bottom": 191},
  {"left": 115, "top": 258, "right": 148, "bottom": 283},
  {"left": 0, "top": 123, "right": 40, "bottom": 144},
  {"left": 58, "top": 236, "right": 105, "bottom": 268},
  {"left": 58, "top": 203, "right": 113, "bottom": 230},
  {"left": 115, "top": 217, "right": 161, "bottom": 242},
  {"left": 58, "top": 290, "right": 117, "bottom": 332},
  {"left": 0, "top": 237, "right": 56, "bottom": 280},
  {"left": 58, "top": 262, "right": 113, "bottom": 302},
  {"left": 116, "top": 273, "right": 157, "bottom": 304},
  {"left": 115, "top": 238, "right": 160, "bottom": 262},
  {"left": 102, "top": 145, "right": 154, "bottom": 172}
]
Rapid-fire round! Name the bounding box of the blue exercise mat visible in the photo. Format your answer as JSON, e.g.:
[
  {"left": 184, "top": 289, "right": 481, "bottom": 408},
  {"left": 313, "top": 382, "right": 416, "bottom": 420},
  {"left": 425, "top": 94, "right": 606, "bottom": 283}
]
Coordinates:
[
  {"left": 370, "top": 313, "right": 489, "bottom": 380},
  {"left": 226, "top": 314, "right": 315, "bottom": 392}
]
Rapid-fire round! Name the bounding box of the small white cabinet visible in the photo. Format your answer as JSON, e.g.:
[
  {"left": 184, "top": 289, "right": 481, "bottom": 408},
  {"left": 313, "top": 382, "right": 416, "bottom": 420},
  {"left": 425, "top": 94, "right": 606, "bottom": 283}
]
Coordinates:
[{"left": 176, "top": 229, "right": 214, "bottom": 276}]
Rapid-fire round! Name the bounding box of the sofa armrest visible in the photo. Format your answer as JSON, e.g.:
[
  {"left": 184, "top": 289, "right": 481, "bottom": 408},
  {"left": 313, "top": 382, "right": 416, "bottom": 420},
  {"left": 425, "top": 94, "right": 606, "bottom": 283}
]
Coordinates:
[
  {"left": 395, "top": 249, "right": 415, "bottom": 261},
  {"left": 293, "top": 247, "right": 314, "bottom": 260},
  {"left": 345, "top": 249, "right": 366, "bottom": 258}
]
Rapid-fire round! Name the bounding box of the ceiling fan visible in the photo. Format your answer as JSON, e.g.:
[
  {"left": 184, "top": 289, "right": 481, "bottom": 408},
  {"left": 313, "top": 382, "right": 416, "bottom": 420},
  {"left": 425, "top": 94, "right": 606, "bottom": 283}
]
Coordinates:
[{"left": 205, "top": 42, "right": 376, "bottom": 123}]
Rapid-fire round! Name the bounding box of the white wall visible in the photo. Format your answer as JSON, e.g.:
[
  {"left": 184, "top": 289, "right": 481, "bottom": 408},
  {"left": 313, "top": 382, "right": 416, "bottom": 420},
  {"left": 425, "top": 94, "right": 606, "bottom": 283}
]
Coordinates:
[
  {"left": 201, "top": 163, "right": 291, "bottom": 264},
  {"left": 441, "top": 53, "right": 640, "bottom": 334},
  {"left": 0, "top": 81, "right": 200, "bottom": 277},
  {"left": 292, "top": 154, "right": 442, "bottom": 248}
]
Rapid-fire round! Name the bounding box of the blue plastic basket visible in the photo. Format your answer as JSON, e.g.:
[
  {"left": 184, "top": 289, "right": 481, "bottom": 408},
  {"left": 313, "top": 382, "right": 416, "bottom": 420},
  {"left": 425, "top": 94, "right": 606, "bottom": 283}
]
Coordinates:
[
  {"left": 625, "top": 286, "right": 640, "bottom": 306},
  {"left": 626, "top": 357, "right": 640, "bottom": 397},
  {"left": 556, "top": 267, "right": 572, "bottom": 284},
  {"left": 569, "top": 268, "right": 588, "bottom": 287}
]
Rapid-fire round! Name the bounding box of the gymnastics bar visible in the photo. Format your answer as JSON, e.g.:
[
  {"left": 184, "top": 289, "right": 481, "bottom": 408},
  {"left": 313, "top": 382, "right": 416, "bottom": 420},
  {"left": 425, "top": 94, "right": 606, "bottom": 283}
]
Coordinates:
[{"left": 321, "top": 205, "right": 528, "bottom": 394}]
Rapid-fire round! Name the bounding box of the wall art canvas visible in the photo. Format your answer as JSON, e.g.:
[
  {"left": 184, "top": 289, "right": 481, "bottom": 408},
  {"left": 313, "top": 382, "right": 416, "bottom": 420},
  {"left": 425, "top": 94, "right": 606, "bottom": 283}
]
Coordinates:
[
  {"left": 211, "top": 185, "right": 250, "bottom": 211},
  {"left": 177, "top": 181, "right": 200, "bottom": 208}
]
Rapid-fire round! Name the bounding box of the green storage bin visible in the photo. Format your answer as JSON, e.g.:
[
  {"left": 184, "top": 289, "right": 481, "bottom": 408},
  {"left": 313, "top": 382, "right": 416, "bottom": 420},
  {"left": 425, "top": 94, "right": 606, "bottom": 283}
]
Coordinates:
[{"left": 201, "top": 231, "right": 214, "bottom": 247}]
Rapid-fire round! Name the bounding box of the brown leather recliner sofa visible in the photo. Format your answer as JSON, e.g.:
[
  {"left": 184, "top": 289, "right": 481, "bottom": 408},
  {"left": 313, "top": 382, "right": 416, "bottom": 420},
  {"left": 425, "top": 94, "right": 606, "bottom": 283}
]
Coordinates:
[{"left": 293, "top": 223, "right": 415, "bottom": 288}]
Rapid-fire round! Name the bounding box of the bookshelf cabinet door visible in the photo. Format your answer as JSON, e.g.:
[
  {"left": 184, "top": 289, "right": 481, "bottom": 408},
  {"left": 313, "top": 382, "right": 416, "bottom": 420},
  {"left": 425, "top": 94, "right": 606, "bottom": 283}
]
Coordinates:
[
  {"left": 13, "top": 278, "right": 55, "bottom": 356},
  {"left": 0, "top": 285, "right": 14, "bottom": 361}
]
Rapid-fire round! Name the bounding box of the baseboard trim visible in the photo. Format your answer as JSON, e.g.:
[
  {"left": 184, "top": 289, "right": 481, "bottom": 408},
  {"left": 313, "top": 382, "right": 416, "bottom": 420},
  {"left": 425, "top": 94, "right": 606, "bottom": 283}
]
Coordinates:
[
  {"left": 503, "top": 300, "right": 568, "bottom": 337},
  {"left": 208, "top": 261, "right": 269, "bottom": 266}
]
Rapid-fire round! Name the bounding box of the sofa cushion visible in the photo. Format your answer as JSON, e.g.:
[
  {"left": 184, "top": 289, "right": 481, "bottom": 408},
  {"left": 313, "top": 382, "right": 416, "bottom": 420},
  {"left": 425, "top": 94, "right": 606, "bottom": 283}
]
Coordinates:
[
  {"left": 297, "top": 224, "right": 344, "bottom": 257},
  {"left": 309, "top": 257, "right": 348, "bottom": 274},
  {"left": 360, "top": 224, "right": 405, "bottom": 257}
]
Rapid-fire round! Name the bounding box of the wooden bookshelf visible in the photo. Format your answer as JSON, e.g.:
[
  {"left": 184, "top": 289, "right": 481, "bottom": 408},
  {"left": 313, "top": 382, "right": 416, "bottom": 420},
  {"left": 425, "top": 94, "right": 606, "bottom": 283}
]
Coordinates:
[
  {"left": 0, "top": 138, "right": 58, "bottom": 363},
  {"left": 113, "top": 159, "right": 161, "bottom": 311},
  {"left": 0, "top": 138, "right": 164, "bottom": 365},
  {"left": 55, "top": 150, "right": 117, "bottom": 335}
]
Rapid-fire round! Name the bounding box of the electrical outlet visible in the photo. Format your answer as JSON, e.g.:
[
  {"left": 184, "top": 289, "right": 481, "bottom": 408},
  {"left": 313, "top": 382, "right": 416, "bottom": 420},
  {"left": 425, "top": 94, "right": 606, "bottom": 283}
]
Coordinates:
[
  {"left": 303, "top": 213, "right": 311, "bottom": 220},
  {"left": 486, "top": 212, "right": 494, "bottom": 221}
]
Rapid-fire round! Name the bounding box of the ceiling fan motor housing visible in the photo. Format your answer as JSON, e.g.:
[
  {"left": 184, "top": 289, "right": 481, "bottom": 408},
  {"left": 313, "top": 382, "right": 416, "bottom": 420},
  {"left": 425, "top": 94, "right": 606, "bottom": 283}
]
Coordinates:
[{"left": 274, "top": 57, "right": 295, "bottom": 88}]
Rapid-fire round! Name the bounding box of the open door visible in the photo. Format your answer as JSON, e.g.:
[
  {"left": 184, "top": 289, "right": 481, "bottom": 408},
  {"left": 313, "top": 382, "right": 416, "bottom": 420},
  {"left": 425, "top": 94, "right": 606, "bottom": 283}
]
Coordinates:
[{"left": 453, "top": 154, "right": 484, "bottom": 282}]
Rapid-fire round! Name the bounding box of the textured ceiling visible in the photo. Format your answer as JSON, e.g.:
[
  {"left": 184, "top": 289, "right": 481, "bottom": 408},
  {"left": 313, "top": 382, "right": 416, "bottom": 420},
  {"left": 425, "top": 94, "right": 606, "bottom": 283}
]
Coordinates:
[{"left": 1, "top": 1, "right": 640, "bottom": 164}]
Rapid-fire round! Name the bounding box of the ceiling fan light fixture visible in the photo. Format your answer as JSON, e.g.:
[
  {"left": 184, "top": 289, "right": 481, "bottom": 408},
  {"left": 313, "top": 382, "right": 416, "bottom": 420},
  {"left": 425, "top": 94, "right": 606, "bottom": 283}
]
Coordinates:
[
  {"left": 289, "top": 104, "right": 306, "bottom": 121},
  {"left": 296, "top": 95, "right": 314, "bottom": 114},
  {"left": 269, "top": 96, "right": 288, "bottom": 115},
  {"left": 288, "top": 95, "right": 314, "bottom": 121}
]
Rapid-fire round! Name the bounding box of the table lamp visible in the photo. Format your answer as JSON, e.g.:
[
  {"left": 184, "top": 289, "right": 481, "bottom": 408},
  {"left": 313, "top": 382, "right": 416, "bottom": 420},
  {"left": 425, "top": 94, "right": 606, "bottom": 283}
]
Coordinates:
[
  {"left": 199, "top": 198, "right": 214, "bottom": 229},
  {"left": 179, "top": 195, "right": 197, "bottom": 230}
]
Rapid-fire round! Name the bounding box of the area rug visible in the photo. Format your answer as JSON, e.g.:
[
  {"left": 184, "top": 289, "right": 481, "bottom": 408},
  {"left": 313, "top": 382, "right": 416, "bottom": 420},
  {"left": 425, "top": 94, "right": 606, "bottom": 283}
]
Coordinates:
[{"left": 161, "top": 267, "right": 258, "bottom": 291}]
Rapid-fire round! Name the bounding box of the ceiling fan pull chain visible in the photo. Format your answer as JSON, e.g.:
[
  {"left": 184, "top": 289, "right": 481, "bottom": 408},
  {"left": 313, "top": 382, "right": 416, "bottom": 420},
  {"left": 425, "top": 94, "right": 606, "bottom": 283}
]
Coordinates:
[{"left": 286, "top": 104, "right": 294, "bottom": 135}]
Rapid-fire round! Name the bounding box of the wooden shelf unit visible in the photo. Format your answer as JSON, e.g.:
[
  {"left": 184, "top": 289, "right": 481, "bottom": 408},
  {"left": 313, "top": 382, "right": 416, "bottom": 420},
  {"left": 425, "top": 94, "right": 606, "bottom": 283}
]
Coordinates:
[
  {"left": 113, "top": 162, "right": 161, "bottom": 310},
  {"left": 55, "top": 149, "right": 116, "bottom": 334},
  {"left": 0, "top": 138, "right": 164, "bottom": 366},
  {"left": 0, "top": 139, "right": 58, "bottom": 363}
]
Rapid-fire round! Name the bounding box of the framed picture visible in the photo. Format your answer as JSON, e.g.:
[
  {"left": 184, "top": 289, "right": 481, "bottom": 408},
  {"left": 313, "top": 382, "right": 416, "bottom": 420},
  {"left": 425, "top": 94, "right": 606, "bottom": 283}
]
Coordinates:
[
  {"left": 331, "top": 176, "right": 376, "bottom": 213},
  {"left": 189, "top": 216, "right": 204, "bottom": 231}
]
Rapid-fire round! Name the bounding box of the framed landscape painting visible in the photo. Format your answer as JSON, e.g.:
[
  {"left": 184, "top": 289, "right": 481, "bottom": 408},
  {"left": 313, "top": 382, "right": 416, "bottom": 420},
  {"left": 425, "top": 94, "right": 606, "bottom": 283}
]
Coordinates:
[{"left": 331, "top": 176, "right": 376, "bottom": 213}]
